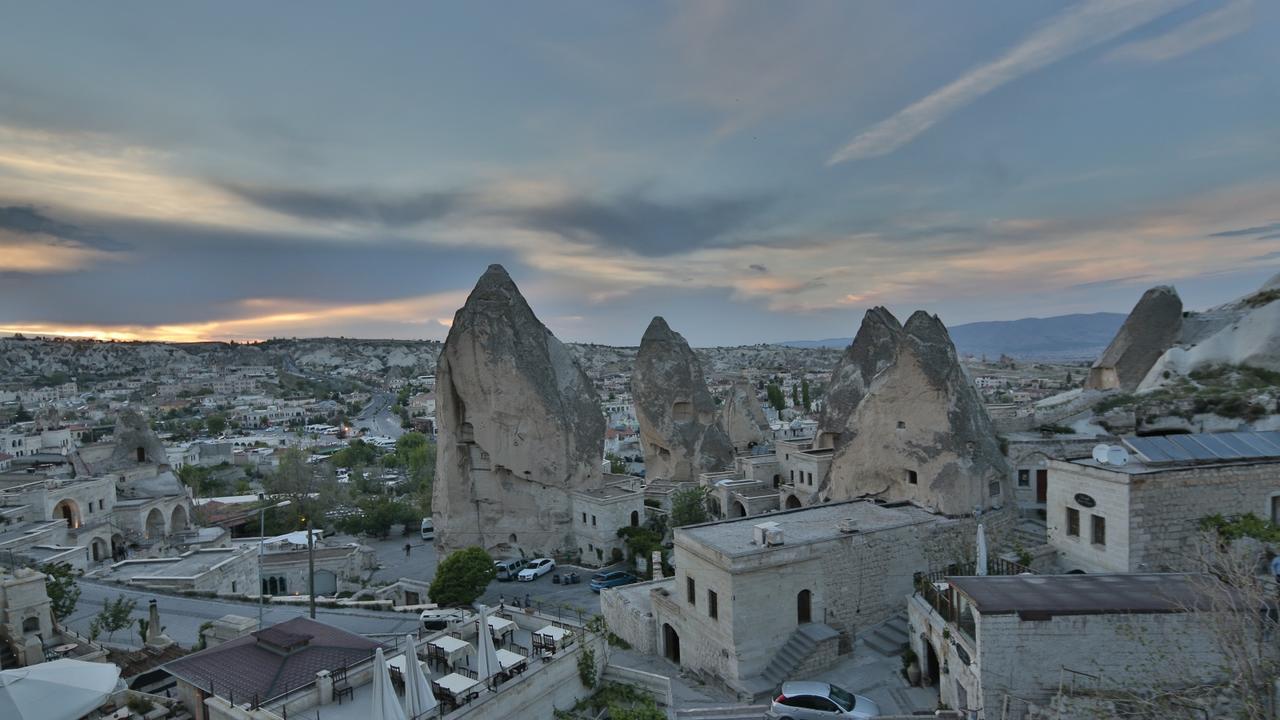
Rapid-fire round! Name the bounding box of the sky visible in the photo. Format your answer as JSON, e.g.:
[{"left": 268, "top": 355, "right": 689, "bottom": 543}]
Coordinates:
[{"left": 2, "top": 0, "right": 1279, "bottom": 346}]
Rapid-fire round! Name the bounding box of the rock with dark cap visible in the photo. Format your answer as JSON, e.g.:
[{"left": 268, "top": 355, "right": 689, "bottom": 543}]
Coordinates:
[
  {"left": 432, "top": 264, "right": 604, "bottom": 556},
  {"left": 1085, "top": 286, "right": 1182, "bottom": 391},
  {"left": 816, "top": 308, "right": 1009, "bottom": 515},
  {"left": 632, "top": 317, "right": 733, "bottom": 482}
]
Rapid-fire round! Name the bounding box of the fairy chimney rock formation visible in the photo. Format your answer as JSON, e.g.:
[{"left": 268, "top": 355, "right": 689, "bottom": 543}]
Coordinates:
[
  {"left": 720, "top": 379, "right": 771, "bottom": 452},
  {"left": 432, "top": 264, "right": 605, "bottom": 556},
  {"left": 1085, "top": 286, "right": 1182, "bottom": 392},
  {"left": 817, "top": 309, "right": 1009, "bottom": 515},
  {"left": 632, "top": 317, "right": 734, "bottom": 482}
]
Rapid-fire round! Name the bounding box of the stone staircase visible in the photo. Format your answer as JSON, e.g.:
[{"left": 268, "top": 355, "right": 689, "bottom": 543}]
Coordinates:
[
  {"left": 1011, "top": 517, "right": 1048, "bottom": 550},
  {"left": 750, "top": 623, "right": 839, "bottom": 697},
  {"left": 861, "top": 613, "right": 909, "bottom": 656}
]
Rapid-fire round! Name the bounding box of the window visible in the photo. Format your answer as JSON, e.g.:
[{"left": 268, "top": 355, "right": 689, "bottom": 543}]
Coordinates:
[
  {"left": 1092, "top": 515, "right": 1106, "bottom": 546},
  {"left": 591, "top": 515, "right": 597, "bottom": 526},
  {"left": 807, "top": 472, "right": 813, "bottom": 485},
  {"left": 708, "top": 589, "right": 718, "bottom": 619},
  {"left": 582, "top": 512, "right": 587, "bottom": 523},
  {"left": 896, "top": 421, "right": 906, "bottom": 429},
  {"left": 1066, "top": 507, "right": 1080, "bottom": 537},
  {"left": 790, "top": 470, "right": 795, "bottom": 483},
  {"left": 1017, "top": 469, "right": 1030, "bottom": 487},
  {"left": 906, "top": 470, "right": 918, "bottom": 485},
  {"left": 989, "top": 481, "right": 1000, "bottom": 497},
  {"left": 686, "top": 577, "right": 696, "bottom": 606}
]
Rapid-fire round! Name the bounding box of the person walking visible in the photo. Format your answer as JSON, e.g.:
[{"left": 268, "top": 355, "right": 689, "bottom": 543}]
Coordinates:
[{"left": 404, "top": 542, "right": 412, "bottom": 558}]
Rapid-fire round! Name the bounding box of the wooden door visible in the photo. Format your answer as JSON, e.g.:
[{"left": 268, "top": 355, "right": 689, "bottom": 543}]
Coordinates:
[{"left": 1036, "top": 469, "right": 1048, "bottom": 504}]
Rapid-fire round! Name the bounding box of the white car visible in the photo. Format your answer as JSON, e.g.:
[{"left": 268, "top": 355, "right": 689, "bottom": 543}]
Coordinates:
[{"left": 517, "top": 557, "right": 556, "bottom": 582}]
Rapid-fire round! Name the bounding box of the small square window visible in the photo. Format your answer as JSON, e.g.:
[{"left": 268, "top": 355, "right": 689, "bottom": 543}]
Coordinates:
[
  {"left": 1066, "top": 507, "right": 1080, "bottom": 537},
  {"left": 896, "top": 421, "right": 906, "bottom": 429},
  {"left": 906, "top": 470, "right": 918, "bottom": 485},
  {"left": 708, "top": 589, "right": 718, "bottom": 619},
  {"left": 1017, "top": 469, "right": 1030, "bottom": 487}
]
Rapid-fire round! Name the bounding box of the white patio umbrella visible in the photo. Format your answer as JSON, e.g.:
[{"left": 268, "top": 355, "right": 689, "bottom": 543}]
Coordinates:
[
  {"left": 0, "top": 658, "right": 121, "bottom": 720},
  {"left": 976, "top": 522, "right": 988, "bottom": 576},
  {"left": 370, "top": 646, "right": 407, "bottom": 720},
  {"left": 401, "top": 634, "right": 438, "bottom": 720},
  {"left": 474, "top": 605, "right": 501, "bottom": 685}
]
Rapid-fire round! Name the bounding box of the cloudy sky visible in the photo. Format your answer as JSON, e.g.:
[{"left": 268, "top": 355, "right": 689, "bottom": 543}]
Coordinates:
[{"left": 2, "top": 0, "right": 1278, "bottom": 346}]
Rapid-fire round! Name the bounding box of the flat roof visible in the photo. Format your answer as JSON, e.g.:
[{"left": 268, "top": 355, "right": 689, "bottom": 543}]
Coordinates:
[
  {"left": 949, "top": 573, "right": 1223, "bottom": 616},
  {"left": 125, "top": 549, "right": 248, "bottom": 579},
  {"left": 679, "top": 500, "right": 938, "bottom": 557}
]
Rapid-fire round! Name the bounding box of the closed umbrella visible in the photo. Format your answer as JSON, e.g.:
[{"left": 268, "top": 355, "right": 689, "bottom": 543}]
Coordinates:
[
  {"left": 370, "top": 647, "right": 407, "bottom": 720},
  {"left": 401, "top": 634, "right": 438, "bottom": 720},
  {"left": 0, "top": 658, "right": 121, "bottom": 720},
  {"left": 474, "top": 606, "right": 500, "bottom": 685},
  {"left": 976, "top": 523, "right": 988, "bottom": 576}
]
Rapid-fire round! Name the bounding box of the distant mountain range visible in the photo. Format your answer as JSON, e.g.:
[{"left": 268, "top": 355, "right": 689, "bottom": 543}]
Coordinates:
[{"left": 783, "top": 312, "right": 1127, "bottom": 360}]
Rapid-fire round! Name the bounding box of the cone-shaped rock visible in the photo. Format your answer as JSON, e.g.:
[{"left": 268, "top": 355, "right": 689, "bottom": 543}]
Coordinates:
[
  {"left": 817, "top": 309, "right": 1009, "bottom": 515},
  {"left": 632, "top": 317, "right": 733, "bottom": 482},
  {"left": 721, "top": 378, "right": 770, "bottom": 452},
  {"left": 432, "top": 265, "right": 604, "bottom": 555},
  {"left": 1085, "top": 286, "right": 1182, "bottom": 391}
]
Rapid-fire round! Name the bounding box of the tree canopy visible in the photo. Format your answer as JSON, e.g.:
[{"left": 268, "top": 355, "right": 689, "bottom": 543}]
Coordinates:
[
  {"left": 670, "top": 486, "right": 711, "bottom": 527},
  {"left": 429, "top": 547, "right": 496, "bottom": 607}
]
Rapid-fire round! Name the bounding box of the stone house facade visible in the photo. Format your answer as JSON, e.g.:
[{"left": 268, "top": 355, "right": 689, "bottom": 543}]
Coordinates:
[
  {"left": 1046, "top": 452, "right": 1280, "bottom": 573},
  {"left": 1004, "top": 435, "right": 1106, "bottom": 515},
  {"left": 908, "top": 573, "right": 1244, "bottom": 719},
  {"left": 571, "top": 475, "right": 645, "bottom": 567}
]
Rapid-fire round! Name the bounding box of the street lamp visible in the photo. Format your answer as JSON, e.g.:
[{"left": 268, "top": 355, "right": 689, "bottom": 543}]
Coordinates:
[{"left": 257, "top": 498, "right": 291, "bottom": 629}]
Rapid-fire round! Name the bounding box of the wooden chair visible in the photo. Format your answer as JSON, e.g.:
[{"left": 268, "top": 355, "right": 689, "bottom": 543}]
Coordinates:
[{"left": 332, "top": 665, "right": 354, "bottom": 704}]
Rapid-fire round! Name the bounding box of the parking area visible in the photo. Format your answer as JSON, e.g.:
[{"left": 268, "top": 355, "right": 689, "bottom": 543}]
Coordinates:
[{"left": 351, "top": 527, "right": 626, "bottom": 617}]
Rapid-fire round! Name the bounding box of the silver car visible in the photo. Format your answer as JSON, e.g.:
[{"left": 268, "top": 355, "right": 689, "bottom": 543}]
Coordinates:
[{"left": 766, "top": 681, "right": 881, "bottom": 719}]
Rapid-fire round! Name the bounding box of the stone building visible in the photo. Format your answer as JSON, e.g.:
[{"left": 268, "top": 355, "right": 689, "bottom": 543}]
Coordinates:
[
  {"left": 603, "top": 500, "right": 1011, "bottom": 697},
  {"left": 816, "top": 308, "right": 1011, "bottom": 516},
  {"left": 908, "top": 573, "right": 1252, "bottom": 719},
  {"left": 1045, "top": 432, "right": 1280, "bottom": 573},
  {"left": 432, "top": 265, "right": 607, "bottom": 559},
  {"left": 1004, "top": 433, "right": 1108, "bottom": 515},
  {"left": 631, "top": 317, "right": 733, "bottom": 483},
  {"left": 571, "top": 474, "right": 645, "bottom": 567},
  {"left": 0, "top": 567, "right": 55, "bottom": 666}
]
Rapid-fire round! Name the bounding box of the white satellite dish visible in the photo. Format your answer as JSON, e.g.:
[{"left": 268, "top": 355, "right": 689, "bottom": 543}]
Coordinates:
[
  {"left": 1107, "top": 446, "right": 1129, "bottom": 466},
  {"left": 1092, "top": 444, "right": 1111, "bottom": 464}
]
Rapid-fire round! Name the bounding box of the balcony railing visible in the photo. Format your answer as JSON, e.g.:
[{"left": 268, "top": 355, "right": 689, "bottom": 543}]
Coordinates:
[{"left": 913, "top": 557, "right": 1033, "bottom": 646}]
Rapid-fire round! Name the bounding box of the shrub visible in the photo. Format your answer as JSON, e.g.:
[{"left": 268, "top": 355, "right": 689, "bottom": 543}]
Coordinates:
[{"left": 428, "top": 547, "right": 495, "bottom": 606}]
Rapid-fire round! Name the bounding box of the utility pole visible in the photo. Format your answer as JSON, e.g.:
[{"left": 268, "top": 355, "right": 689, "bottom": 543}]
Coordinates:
[{"left": 307, "top": 516, "right": 316, "bottom": 619}]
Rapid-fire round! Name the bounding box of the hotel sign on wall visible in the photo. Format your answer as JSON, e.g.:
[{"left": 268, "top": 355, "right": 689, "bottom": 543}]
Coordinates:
[{"left": 1074, "top": 493, "right": 1096, "bottom": 508}]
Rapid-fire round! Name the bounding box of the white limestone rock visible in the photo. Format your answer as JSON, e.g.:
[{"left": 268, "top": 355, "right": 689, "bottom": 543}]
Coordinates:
[
  {"left": 720, "top": 378, "right": 770, "bottom": 452},
  {"left": 631, "top": 317, "right": 733, "bottom": 482},
  {"left": 431, "top": 265, "right": 604, "bottom": 557}
]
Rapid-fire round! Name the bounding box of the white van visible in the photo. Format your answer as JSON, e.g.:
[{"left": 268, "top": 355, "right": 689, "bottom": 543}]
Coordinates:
[
  {"left": 419, "top": 606, "right": 474, "bottom": 633},
  {"left": 493, "top": 557, "right": 527, "bottom": 582},
  {"left": 420, "top": 518, "right": 434, "bottom": 540}
]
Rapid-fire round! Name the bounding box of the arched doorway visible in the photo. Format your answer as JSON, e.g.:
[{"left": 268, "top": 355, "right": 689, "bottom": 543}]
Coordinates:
[
  {"left": 170, "top": 505, "right": 189, "bottom": 532},
  {"left": 52, "top": 499, "right": 80, "bottom": 529},
  {"left": 91, "top": 538, "right": 107, "bottom": 562},
  {"left": 925, "top": 643, "right": 940, "bottom": 686},
  {"left": 630, "top": 511, "right": 639, "bottom": 527},
  {"left": 785, "top": 494, "right": 802, "bottom": 510},
  {"left": 314, "top": 569, "right": 337, "bottom": 595},
  {"left": 797, "top": 589, "right": 812, "bottom": 624},
  {"left": 730, "top": 501, "right": 746, "bottom": 518},
  {"left": 662, "top": 623, "right": 681, "bottom": 664},
  {"left": 145, "top": 508, "right": 166, "bottom": 539},
  {"left": 111, "top": 534, "right": 126, "bottom": 561}
]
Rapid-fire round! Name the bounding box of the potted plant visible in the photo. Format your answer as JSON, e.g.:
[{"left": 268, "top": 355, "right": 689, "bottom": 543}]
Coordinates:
[{"left": 902, "top": 648, "right": 920, "bottom": 685}]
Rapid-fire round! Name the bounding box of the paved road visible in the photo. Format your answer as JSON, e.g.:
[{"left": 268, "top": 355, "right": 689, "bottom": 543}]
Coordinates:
[
  {"left": 67, "top": 580, "right": 419, "bottom": 648},
  {"left": 355, "top": 392, "right": 405, "bottom": 439}
]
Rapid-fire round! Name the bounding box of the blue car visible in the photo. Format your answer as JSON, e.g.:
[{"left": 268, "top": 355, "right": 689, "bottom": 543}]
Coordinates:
[{"left": 590, "top": 570, "right": 638, "bottom": 592}]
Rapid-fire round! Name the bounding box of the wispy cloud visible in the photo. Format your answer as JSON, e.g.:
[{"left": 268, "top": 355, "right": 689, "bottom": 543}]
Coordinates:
[
  {"left": 1208, "top": 221, "right": 1280, "bottom": 237},
  {"left": 1107, "top": 0, "right": 1252, "bottom": 63},
  {"left": 827, "top": 0, "right": 1190, "bottom": 164}
]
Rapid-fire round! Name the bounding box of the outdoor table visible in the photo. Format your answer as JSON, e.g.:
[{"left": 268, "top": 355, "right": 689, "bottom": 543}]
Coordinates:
[
  {"left": 495, "top": 648, "right": 527, "bottom": 676},
  {"left": 486, "top": 615, "right": 516, "bottom": 645},
  {"left": 433, "top": 672, "right": 480, "bottom": 708},
  {"left": 387, "top": 651, "right": 425, "bottom": 675},
  {"left": 534, "top": 624, "right": 572, "bottom": 652},
  {"left": 428, "top": 635, "right": 473, "bottom": 670}
]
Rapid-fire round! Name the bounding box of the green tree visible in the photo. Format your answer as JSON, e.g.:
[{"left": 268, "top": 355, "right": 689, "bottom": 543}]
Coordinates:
[
  {"left": 429, "top": 547, "right": 496, "bottom": 606},
  {"left": 765, "top": 383, "right": 785, "bottom": 412},
  {"left": 801, "top": 379, "right": 811, "bottom": 412},
  {"left": 205, "top": 415, "right": 227, "bottom": 435},
  {"left": 605, "top": 452, "right": 626, "bottom": 475},
  {"left": 262, "top": 448, "right": 338, "bottom": 530},
  {"left": 396, "top": 432, "right": 436, "bottom": 493},
  {"left": 791, "top": 384, "right": 799, "bottom": 407},
  {"left": 95, "top": 595, "right": 138, "bottom": 641},
  {"left": 41, "top": 563, "right": 80, "bottom": 626},
  {"left": 13, "top": 403, "right": 32, "bottom": 422},
  {"left": 670, "top": 486, "right": 710, "bottom": 527}
]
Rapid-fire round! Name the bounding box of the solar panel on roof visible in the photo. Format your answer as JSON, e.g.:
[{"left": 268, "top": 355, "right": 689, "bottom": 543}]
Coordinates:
[
  {"left": 1125, "top": 436, "right": 1168, "bottom": 463},
  {"left": 1153, "top": 435, "right": 1192, "bottom": 462},
  {"left": 1167, "top": 434, "right": 1217, "bottom": 461},
  {"left": 1125, "top": 431, "right": 1280, "bottom": 464},
  {"left": 1218, "top": 433, "right": 1262, "bottom": 457},
  {"left": 1191, "top": 433, "right": 1240, "bottom": 459}
]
